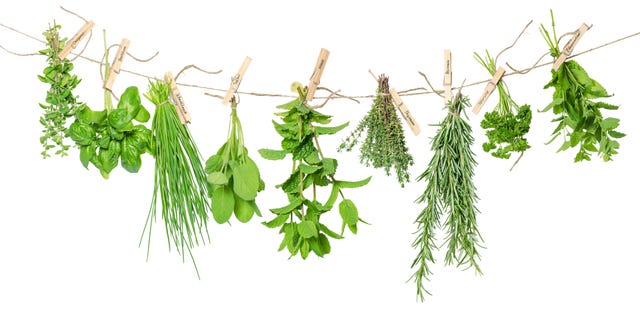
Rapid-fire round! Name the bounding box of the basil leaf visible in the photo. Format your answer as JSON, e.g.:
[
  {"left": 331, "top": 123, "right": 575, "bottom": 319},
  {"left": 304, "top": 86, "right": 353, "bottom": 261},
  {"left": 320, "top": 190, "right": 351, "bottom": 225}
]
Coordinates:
[{"left": 68, "top": 121, "right": 95, "bottom": 146}]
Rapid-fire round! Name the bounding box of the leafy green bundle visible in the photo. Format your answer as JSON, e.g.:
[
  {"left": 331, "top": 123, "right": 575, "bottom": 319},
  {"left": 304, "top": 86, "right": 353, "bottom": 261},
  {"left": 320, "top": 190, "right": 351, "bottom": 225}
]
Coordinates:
[
  {"left": 206, "top": 99, "right": 264, "bottom": 224},
  {"left": 38, "top": 23, "right": 86, "bottom": 158},
  {"left": 259, "top": 88, "right": 371, "bottom": 259},
  {"left": 474, "top": 51, "right": 532, "bottom": 168},
  {"left": 411, "top": 93, "right": 483, "bottom": 301},
  {"left": 68, "top": 87, "right": 153, "bottom": 178},
  {"left": 140, "top": 79, "right": 211, "bottom": 276},
  {"left": 338, "top": 74, "right": 414, "bottom": 186},
  {"left": 540, "top": 12, "right": 624, "bottom": 162}
]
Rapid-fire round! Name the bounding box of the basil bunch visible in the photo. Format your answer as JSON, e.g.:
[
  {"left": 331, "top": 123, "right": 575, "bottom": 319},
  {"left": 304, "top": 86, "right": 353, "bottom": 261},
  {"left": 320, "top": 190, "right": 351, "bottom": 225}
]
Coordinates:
[{"left": 68, "top": 87, "right": 153, "bottom": 178}]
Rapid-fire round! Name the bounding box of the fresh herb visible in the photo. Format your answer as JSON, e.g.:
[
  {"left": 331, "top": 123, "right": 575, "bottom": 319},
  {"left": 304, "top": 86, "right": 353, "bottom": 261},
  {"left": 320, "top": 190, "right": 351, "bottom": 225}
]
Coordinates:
[
  {"left": 474, "top": 51, "right": 532, "bottom": 169},
  {"left": 259, "top": 86, "right": 371, "bottom": 259},
  {"left": 540, "top": 11, "right": 624, "bottom": 162},
  {"left": 140, "top": 79, "right": 211, "bottom": 277},
  {"left": 338, "top": 74, "right": 414, "bottom": 186},
  {"left": 37, "top": 23, "right": 86, "bottom": 158},
  {"left": 411, "top": 93, "right": 483, "bottom": 301},
  {"left": 205, "top": 98, "right": 264, "bottom": 224}
]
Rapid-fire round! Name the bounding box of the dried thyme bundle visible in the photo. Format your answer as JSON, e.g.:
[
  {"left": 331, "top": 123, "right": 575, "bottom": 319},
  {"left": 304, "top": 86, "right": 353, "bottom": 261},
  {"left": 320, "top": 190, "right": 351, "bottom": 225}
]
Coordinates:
[{"left": 338, "top": 74, "right": 413, "bottom": 187}]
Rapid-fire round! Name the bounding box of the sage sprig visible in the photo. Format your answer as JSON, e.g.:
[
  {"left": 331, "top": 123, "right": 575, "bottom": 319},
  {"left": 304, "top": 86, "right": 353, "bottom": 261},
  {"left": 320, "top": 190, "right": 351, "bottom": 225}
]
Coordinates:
[
  {"left": 140, "top": 79, "right": 211, "bottom": 277},
  {"left": 37, "top": 23, "right": 86, "bottom": 158},
  {"left": 205, "top": 98, "right": 264, "bottom": 224},
  {"left": 260, "top": 87, "right": 371, "bottom": 259},
  {"left": 338, "top": 74, "right": 414, "bottom": 187},
  {"left": 411, "top": 93, "right": 483, "bottom": 301}
]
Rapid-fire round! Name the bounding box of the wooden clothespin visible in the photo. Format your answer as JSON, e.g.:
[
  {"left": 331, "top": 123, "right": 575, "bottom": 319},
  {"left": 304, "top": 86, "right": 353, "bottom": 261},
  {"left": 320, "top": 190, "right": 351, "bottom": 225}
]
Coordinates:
[
  {"left": 472, "top": 67, "right": 506, "bottom": 114},
  {"left": 389, "top": 88, "right": 421, "bottom": 136},
  {"left": 306, "top": 48, "right": 330, "bottom": 102},
  {"left": 443, "top": 49, "right": 452, "bottom": 104},
  {"left": 103, "top": 38, "right": 130, "bottom": 91},
  {"left": 58, "top": 20, "right": 95, "bottom": 60},
  {"left": 553, "top": 23, "right": 590, "bottom": 71},
  {"left": 164, "top": 72, "right": 191, "bottom": 124},
  {"left": 222, "top": 56, "right": 252, "bottom": 106}
]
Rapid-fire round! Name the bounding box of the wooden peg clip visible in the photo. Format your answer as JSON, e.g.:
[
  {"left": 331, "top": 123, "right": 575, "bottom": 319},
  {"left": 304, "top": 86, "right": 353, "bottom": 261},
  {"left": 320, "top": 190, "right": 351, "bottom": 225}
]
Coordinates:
[
  {"left": 222, "top": 56, "right": 252, "bottom": 106},
  {"left": 472, "top": 67, "right": 506, "bottom": 115},
  {"left": 553, "top": 23, "right": 589, "bottom": 71},
  {"left": 103, "top": 38, "right": 130, "bottom": 91},
  {"left": 443, "top": 49, "right": 452, "bottom": 104},
  {"left": 164, "top": 72, "right": 191, "bottom": 124},
  {"left": 58, "top": 20, "right": 95, "bottom": 60},
  {"left": 306, "top": 48, "right": 330, "bottom": 102},
  {"left": 389, "top": 88, "right": 421, "bottom": 136}
]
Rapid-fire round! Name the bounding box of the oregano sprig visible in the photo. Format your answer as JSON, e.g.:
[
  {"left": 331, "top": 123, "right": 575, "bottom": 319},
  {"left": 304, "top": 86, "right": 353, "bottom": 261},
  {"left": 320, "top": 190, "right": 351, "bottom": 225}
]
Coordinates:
[
  {"left": 411, "top": 93, "right": 483, "bottom": 301},
  {"left": 338, "top": 74, "right": 414, "bottom": 186},
  {"left": 37, "top": 23, "right": 86, "bottom": 158},
  {"left": 259, "top": 86, "right": 371, "bottom": 259},
  {"left": 540, "top": 11, "right": 624, "bottom": 162}
]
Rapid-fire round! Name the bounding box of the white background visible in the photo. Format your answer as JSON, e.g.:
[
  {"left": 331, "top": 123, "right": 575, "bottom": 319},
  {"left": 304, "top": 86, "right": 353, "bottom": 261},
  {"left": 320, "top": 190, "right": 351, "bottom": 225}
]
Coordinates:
[{"left": 1, "top": 0, "right": 639, "bottom": 319}]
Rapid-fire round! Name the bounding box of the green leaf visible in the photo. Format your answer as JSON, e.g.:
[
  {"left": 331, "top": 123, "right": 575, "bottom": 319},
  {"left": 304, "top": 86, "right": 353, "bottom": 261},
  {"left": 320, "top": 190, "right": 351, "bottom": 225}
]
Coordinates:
[
  {"left": 315, "top": 122, "right": 349, "bottom": 135},
  {"left": 304, "top": 150, "right": 321, "bottom": 164},
  {"left": 205, "top": 154, "right": 224, "bottom": 173},
  {"left": 233, "top": 159, "right": 261, "bottom": 200},
  {"left": 321, "top": 158, "right": 337, "bottom": 175},
  {"left": 334, "top": 176, "right": 371, "bottom": 188},
  {"left": 318, "top": 223, "right": 343, "bottom": 239},
  {"left": 348, "top": 223, "right": 358, "bottom": 235},
  {"left": 270, "top": 197, "right": 303, "bottom": 215},
  {"left": 211, "top": 186, "right": 235, "bottom": 224},
  {"left": 79, "top": 145, "right": 95, "bottom": 169},
  {"left": 258, "top": 148, "right": 287, "bottom": 160},
  {"left": 317, "top": 233, "right": 331, "bottom": 255},
  {"left": 117, "top": 86, "right": 142, "bottom": 118},
  {"left": 339, "top": 199, "right": 359, "bottom": 226},
  {"left": 600, "top": 117, "right": 620, "bottom": 131},
  {"left": 300, "top": 240, "right": 310, "bottom": 259},
  {"left": 120, "top": 138, "right": 142, "bottom": 173},
  {"left": 324, "top": 185, "right": 340, "bottom": 209},
  {"left": 108, "top": 109, "right": 134, "bottom": 132},
  {"left": 276, "top": 99, "right": 300, "bottom": 110},
  {"left": 135, "top": 106, "right": 151, "bottom": 123},
  {"left": 263, "top": 214, "right": 290, "bottom": 228},
  {"left": 207, "top": 171, "right": 228, "bottom": 185},
  {"left": 68, "top": 121, "right": 95, "bottom": 146},
  {"left": 297, "top": 220, "right": 318, "bottom": 239},
  {"left": 609, "top": 130, "right": 625, "bottom": 139},
  {"left": 76, "top": 107, "right": 107, "bottom": 124},
  {"left": 234, "top": 196, "right": 255, "bottom": 223},
  {"left": 299, "top": 164, "right": 322, "bottom": 174}
]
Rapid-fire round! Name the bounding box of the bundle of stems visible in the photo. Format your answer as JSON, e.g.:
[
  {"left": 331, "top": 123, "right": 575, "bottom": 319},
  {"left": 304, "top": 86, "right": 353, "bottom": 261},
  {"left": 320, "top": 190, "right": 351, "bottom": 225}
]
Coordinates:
[
  {"left": 411, "top": 93, "right": 483, "bottom": 301},
  {"left": 338, "top": 74, "right": 413, "bottom": 187},
  {"left": 140, "top": 79, "right": 211, "bottom": 277}
]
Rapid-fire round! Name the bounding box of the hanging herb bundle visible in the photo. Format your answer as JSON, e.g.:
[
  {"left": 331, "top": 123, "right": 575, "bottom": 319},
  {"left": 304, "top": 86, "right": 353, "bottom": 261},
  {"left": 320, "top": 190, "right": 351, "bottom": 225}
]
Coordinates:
[
  {"left": 140, "top": 79, "right": 211, "bottom": 276},
  {"left": 68, "top": 33, "right": 153, "bottom": 178},
  {"left": 37, "top": 23, "right": 86, "bottom": 158},
  {"left": 338, "top": 74, "right": 414, "bottom": 186},
  {"left": 411, "top": 93, "right": 483, "bottom": 301},
  {"left": 540, "top": 11, "right": 624, "bottom": 162},
  {"left": 473, "top": 51, "right": 532, "bottom": 169},
  {"left": 205, "top": 98, "right": 265, "bottom": 224},
  {"left": 259, "top": 86, "right": 371, "bottom": 259}
]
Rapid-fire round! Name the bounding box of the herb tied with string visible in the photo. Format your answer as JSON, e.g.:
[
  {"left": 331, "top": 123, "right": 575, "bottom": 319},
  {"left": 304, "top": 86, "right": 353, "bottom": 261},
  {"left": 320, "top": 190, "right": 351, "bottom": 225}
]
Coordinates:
[
  {"left": 474, "top": 51, "right": 531, "bottom": 169},
  {"left": 205, "top": 98, "right": 264, "bottom": 224},
  {"left": 338, "top": 74, "right": 414, "bottom": 186},
  {"left": 540, "top": 11, "right": 624, "bottom": 162},
  {"left": 140, "top": 79, "right": 211, "bottom": 277},
  {"left": 260, "top": 86, "right": 371, "bottom": 259},
  {"left": 411, "top": 93, "right": 483, "bottom": 301},
  {"left": 38, "top": 23, "right": 86, "bottom": 158}
]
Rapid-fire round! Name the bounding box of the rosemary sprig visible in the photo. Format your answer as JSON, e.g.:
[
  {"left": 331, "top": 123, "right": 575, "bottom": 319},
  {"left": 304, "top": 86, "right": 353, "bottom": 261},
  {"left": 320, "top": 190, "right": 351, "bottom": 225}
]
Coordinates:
[
  {"left": 338, "top": 74, "right": 414, "bottom": 187},
  {"left": 140, "top": 79, "right": 211, "bottom": 277},
  {"left": 411, "top": 93, "right": 483, "bottom": 301}
]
